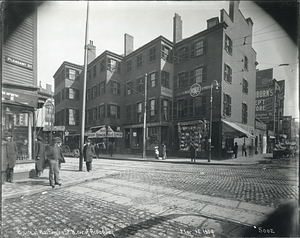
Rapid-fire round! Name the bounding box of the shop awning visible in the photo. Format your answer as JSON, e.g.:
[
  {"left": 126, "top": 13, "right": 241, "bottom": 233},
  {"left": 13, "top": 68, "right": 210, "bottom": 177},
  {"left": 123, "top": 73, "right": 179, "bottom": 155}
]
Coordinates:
[
  {"left": 222, "top": 120, "right": 255, "bottom": 139},
  {"left": 86, "top": 126, "right": 123, "bottom": 138}
]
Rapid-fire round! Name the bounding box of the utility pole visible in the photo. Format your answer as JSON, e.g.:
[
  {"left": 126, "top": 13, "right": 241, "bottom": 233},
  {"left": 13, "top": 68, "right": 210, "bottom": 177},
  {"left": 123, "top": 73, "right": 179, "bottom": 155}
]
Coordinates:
[
  {"left": 142, "top": 74, "right": 147, "bottom": 159},
  {"left": 79, "top": 1, "right": 89, "bottom": 171}
]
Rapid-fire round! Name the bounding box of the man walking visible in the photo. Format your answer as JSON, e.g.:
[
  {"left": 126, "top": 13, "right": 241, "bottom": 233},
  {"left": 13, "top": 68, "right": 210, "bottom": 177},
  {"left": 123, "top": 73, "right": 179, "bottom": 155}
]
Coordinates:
[
  {"left": 83, "top": 139, "right": 95, "bottom": 172},
  {"left": 35, "top": 136, "right": 45, "bottom": 177},
  {"left": 233, "top": 142, "right": 238, "bottom": 158},
  {"left": 242, "top": 143, "right": 247, "bottom": 157},
  {"left": 46, "top": 137, "right": 62, "bottom": 188}
]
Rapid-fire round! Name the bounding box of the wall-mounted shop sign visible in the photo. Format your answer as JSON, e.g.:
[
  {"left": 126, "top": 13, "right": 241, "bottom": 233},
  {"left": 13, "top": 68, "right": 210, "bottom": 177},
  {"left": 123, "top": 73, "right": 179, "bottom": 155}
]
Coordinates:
[
  {"left": 190, "top": 83, "right": 202, "bottom": 97},
  {"left": 5, "top": 56, "right": 33, "bottom": 70}
]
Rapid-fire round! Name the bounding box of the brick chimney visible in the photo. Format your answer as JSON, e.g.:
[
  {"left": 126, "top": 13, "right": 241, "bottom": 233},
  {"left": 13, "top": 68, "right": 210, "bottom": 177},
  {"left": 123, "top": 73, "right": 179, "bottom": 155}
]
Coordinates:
[
  {"left": 124, "top": 33, "right": 134, "bottom": 56},
  {"left": 173, "top": 13, "right": 182, "bottom": 43},
  {"left": 87, "top": 40, "right": 96, "bottom": 64},
  {"left": 229, "top": 0, "right": 240, "bottom": 22}
]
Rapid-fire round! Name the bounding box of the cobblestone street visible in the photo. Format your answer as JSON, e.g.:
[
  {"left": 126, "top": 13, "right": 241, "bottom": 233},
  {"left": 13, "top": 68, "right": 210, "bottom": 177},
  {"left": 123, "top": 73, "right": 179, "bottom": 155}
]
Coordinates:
[{"left": 2, "top": 157, "right": 298, "bottom": 237}]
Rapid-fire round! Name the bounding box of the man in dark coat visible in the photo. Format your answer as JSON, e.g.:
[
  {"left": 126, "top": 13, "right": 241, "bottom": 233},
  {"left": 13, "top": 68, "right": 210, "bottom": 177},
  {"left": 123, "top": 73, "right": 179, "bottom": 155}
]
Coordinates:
[
  {"left": 83, "top": 139, "right": 95, "bottom": 172},
  {"left": 190, "top": 144, "right": 196, "bottom": 162},
  {"left": 35, "top": 136, "right": 45, "bottom": 177},
  {"left": 233, "top": 142, "right": 238, "bottom": 158},
  {"left": 3, "top": 132, "right": 18, "bottom": 183},
  {"left": 46, "top": 137, "right": 63, "bottom": 188}
]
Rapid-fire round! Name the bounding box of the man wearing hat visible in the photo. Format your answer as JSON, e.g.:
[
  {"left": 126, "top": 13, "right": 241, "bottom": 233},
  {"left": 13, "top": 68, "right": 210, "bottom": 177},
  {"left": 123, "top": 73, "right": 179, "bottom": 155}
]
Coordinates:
[
  {"left": 35, "top": 136, "right": 45, "bottom": 177},
  {"left": 46, "top": 137, "right": 63, "bottom": 188},
  {"left": 2, "top": 132, "right": 18, "bottom": 183},
  {"left": 83, "top": 138, "right": 95, "bottom": 172}
]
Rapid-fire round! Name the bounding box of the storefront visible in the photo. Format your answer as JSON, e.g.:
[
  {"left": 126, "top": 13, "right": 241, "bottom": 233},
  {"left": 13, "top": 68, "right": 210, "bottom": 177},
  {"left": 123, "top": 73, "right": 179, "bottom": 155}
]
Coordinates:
[{"left": 177, "top": 120, "right": 209, "bottom": 158}]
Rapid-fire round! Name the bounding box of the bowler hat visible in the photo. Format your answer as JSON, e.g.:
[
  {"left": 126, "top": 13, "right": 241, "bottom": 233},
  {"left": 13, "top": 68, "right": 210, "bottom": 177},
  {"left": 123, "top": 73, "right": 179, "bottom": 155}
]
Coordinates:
[
  {"left": 5, "top": 131, "right": 12, "bottom": 137},
  {"left": 53, "top": 137, "right": 62, "bottom": 143}
]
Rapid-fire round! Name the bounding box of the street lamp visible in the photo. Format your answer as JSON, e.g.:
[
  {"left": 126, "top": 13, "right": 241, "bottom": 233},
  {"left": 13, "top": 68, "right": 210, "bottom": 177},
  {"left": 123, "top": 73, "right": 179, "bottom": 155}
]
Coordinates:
[{"left": 208, "top": 80, "right": 219, "bottom": 162}]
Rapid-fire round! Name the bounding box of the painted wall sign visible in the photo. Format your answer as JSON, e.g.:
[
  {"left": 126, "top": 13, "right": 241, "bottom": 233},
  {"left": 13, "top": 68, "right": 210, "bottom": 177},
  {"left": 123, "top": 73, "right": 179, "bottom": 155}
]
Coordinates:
[{"left": 5, "top": 56, "right": 33, "bottom": 70}]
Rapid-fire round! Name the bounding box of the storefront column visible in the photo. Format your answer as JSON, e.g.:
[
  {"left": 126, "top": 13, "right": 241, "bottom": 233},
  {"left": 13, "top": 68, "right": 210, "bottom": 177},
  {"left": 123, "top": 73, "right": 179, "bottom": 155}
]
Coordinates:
[{"left": 28, "top": 111, "right": 33, "bottom": 160}]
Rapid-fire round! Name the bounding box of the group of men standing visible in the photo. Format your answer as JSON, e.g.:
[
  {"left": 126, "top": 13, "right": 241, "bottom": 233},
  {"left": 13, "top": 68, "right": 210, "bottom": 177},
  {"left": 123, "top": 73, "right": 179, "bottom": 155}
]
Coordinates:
[{"left": 1, "top": 132, "right": 64, "bottom": 189}]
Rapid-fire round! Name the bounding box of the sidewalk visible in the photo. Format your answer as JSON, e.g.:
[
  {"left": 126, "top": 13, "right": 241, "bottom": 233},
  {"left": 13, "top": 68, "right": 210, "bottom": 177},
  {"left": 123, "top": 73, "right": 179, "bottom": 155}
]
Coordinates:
[
  {"left": 2, "top": 153, "right": 274, "bottom": 200},
  {"left": 97, "top": 152, "right": 273, "bottom": 165}
]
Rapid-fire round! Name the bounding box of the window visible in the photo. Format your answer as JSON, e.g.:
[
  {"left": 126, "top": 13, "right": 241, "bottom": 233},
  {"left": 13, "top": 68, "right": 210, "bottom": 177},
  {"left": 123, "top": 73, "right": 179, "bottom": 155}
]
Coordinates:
[
  {"left": 67, "top": 108, "right": 78, "bottom": 125},
  {"left": 136, "top": 77, "right": 144, "bottom": 92},
  {"left": 178, "top": 47, "right": 188, "bottom": 62},
  {"left": 99, "top": 104, "right": 105, "bottom": 119},
  {"left": 242, "top": 103, "right": 248, "bottom": 124},
  {"left": 110, "top": 81, "right": 120, "bottom": 95},
  {"left": 108, "top": 58, "right": 120, "bottom": 73},
  {"left": 126, "top": 60, "right": 132, "bottom": 73},
  {"left": 86, "top": 89, "right": 91, "bottom": 101},
  {"left": 225, "top": 34, "right": 233, "bottom": 54},
  {"left": 93, "top": 65, "right": 96, "bottom": 77},
  {"left": 224, "top": 64, "right": 232, "bottom": 83},
  {"left": 223, "top": 93, "right": 231, "bottom": 116},
  {"left": 149, "top": 72, "right": 157, "bottom": 88},
  {"left": 242, "top": 78, "right": 248, "bottom": 94},
  {"left": 161, "top": 44, "right": 171, "bottom": 61},
  {"left": 125, "top": 81, "right": 133, "bottom": 96},
  {"left": 67, "top": 88, "right": 79, "bottom": 100},
  {"left": 189, "top": 99, "right": 194, "bottom": 116},
  {"left": 149, "top": 46, "right": 156, "bottom": 62},
  {"left": 244, "top": 56, "right": 248, "bottom": 71},
  {"left": 195, "top": 96, "right": 206, "bottom": 116},
  {"left": 195, "top": 66, "right": 207, "bottom": 83},
  {"left": 192, "top": 39, "right": 207, "bottom": 57},
  {"left": 178, "top": 72, "right": 187, "bottom": 88},
  {"left": 91, "top": 86, "right": 97, "bottom": 99},
  {"left": 150, "top": 99, "right": 156, "bottom": 116},
  {"left": 137, "top": 54, "right": 142, "bottom": 68},
  {"left": 99, "top": 81, "right": 106, "bottom": 95},
  {"left": 161, "top": 71, "right": 170, "bottom": 88},
  {"left": 162, "top": 99, "right": 169, "bottom": 120},
  {"left": 126, "top": 105, "right": 131, "bottom": 121},
  {"left": 108, "top": 104, "right": 120, "bottom": 119},
  {"left": 178, "top": 99, "right": 187, "bottom": 118},
  {"left": 93, "top": 107, "right": 98, "bottom": 121},
  {"left": 100, "top": 59, "right": 105, "bottom": 72},
  {"left": 87, "top": 70, "right": 91, "bottom": 81},
  {"left": 137, "top": 102, "right": 143, "bottom": 122},
  {"left": 66, "top": 68, "right": 79, "bottom": 80}
]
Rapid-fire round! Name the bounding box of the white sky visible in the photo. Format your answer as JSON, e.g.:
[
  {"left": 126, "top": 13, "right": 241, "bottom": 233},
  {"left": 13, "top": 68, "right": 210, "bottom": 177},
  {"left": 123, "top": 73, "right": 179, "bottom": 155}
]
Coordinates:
[{"left": 37, "top": 1, "right": 298, "bottom": 118}]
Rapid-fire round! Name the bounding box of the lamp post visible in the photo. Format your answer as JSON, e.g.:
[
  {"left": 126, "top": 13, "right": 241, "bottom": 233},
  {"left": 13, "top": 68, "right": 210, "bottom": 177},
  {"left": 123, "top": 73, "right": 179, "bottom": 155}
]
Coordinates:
[
  {"left": 142, "top": 73, "right": 147, "bottom": 159},
  {"left": 208, "top": 80, "right": 219, "bottom": 162}
]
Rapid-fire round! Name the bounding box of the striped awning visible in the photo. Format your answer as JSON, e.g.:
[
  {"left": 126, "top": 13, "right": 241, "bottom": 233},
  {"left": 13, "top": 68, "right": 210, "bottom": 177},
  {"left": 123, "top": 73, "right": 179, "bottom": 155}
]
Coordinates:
[{"left": 222, "top": 120, "right": 255, "bottom": 139}]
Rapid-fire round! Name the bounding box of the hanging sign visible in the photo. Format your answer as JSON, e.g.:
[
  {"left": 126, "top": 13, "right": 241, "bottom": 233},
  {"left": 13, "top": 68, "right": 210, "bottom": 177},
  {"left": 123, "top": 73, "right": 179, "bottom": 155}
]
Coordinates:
[{"left": 189, "top": 83, "right": 202, "bottom": 97}]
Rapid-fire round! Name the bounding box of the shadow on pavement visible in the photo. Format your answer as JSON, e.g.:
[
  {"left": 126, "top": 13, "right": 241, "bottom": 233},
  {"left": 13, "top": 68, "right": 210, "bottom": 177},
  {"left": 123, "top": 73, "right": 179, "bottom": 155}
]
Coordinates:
[{"left": 102, "top": 213, "right": 233, "bottom": 238}]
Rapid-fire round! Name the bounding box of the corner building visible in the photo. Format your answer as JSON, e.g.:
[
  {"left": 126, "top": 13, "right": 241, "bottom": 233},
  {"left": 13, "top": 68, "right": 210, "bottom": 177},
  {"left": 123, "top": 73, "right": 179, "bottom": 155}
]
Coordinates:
[{"left": 54, "top": 1, "right": 257, "bottom": 158}]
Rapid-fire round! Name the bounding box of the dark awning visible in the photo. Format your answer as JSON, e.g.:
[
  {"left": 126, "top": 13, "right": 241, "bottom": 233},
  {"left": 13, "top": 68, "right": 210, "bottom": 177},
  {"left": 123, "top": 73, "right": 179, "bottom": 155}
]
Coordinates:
[{"left": 222, "top": 120, "right": 255, "bottom": 139}]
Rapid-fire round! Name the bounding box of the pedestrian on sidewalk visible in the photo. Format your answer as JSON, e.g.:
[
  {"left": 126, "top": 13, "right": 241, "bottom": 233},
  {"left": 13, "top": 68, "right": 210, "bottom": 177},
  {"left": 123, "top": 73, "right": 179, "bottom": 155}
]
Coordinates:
[
  {"left": 83, "top": 139, "right": 95, "bottom": 172},
  {"left": 190, "top": 144, "right": 196, "bottom": 162},
  {"left": 162, "top": 142, "right": 167, "bottom": 160},
  {"left": 3, "top": 132, "right": 18, "bottom": 183},
  {"left": 233, "top": 142, "right": 238, "bottom": 158},
  {"left": 108, "top": 141, "right": 114, "bottom": 157},
  {"left": 242, "top": 143, "right": 247, "bottom": 157},
  {"left": 35, "top": 136, "right": 45, "bottom": 177},
  {"left": 46, "top": 137, "right": 63, "bottom": 188}
]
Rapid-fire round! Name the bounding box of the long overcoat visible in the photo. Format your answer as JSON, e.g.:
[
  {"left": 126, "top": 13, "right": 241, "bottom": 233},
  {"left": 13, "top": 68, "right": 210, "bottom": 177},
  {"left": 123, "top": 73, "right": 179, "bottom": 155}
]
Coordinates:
[
  {"left": 6, "top": 141, "right": 18, "bottom": 168},
  {"left": 2, "top": 141, "right": 8, "bottom": 171},
  {"left": 35, "top": 140, "right": 46, "bottom": 170},
  {"left": 83, "top": 144, "right": 95, "bottom": 162}
]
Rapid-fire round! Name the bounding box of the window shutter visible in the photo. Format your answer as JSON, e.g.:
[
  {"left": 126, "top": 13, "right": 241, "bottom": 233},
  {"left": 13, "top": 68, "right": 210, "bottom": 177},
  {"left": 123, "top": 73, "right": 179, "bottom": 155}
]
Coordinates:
[
  {"left": 76, "top": 109, "right": 79, "bottom": 125},
  {"left": 117, "top": 83, "right": 121, "bottom": 95},
  {"left": 203, "top": 38, "right": 208, "bottom": 53},
  {"left": 66, "top": 88, "right": 69, "bottom": 99},
  {"left": 223, "top": 93, "right": 226, "bottom": 115},
  {"left": 185, "top": 72, "right": 189, "bottom": 87},
  {"left": 155, "top": 71, "right": 158, "bottom": 86},
  {"left": 190, "top": 43, "right": 195, "bottom": 57},
  {"left": 76, "top": 89, "right": 80, "bottom": 100},
  {"left": 174, "top": 75, "right": 178, "bottom": 88},
  {"left": 185, "top": 46, "right": 189, "bottom": 60},
  {"left": 132, "top": 104, "right": 136, "bottom": 122},
  {"left": 168, "top": 100, "right": 172, "bottom": 120},
  {"left": 203, "top": 66, "right": 207, "bottom": 82},
  {"left": 229, "top": 96, "right": 232, "bottom": 116},
  {"left": 103, "top": 82, "right": 106, "bottom": 94},
  {"left": 110, "top": 81, "right": 113, "bottom": 94},
  {"left": 189, "top": 70, "right": 194, "bottom": 85},
  {"left": 107, "top": 104, "right": 110, "bottom": 118},
  {"left": 147, "top": 74, "right": 150, "bottom": 89},
  {"left": 65, "top": 109, "right": 69, "bottom": 126},
  {"left": 173, "top": 101, "right": 177, "bottom": 119},
  {"left": 184, "top": 100, "right": 188, "bottom": 117},
  {"left": 229, "top": 67, "right": 232, "bottom": 83},
  {"left": 98, "top": 83, "right": 101, "bottom": 96},
  {"left": 117, "top": 106, "right": 120, "bottom": 119}
]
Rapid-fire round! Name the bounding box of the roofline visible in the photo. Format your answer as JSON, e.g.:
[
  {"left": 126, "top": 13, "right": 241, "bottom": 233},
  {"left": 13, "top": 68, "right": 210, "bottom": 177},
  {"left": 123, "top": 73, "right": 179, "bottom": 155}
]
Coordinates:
[{"left": 53, "top": 61, "right": 83, "bottom": 78}]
